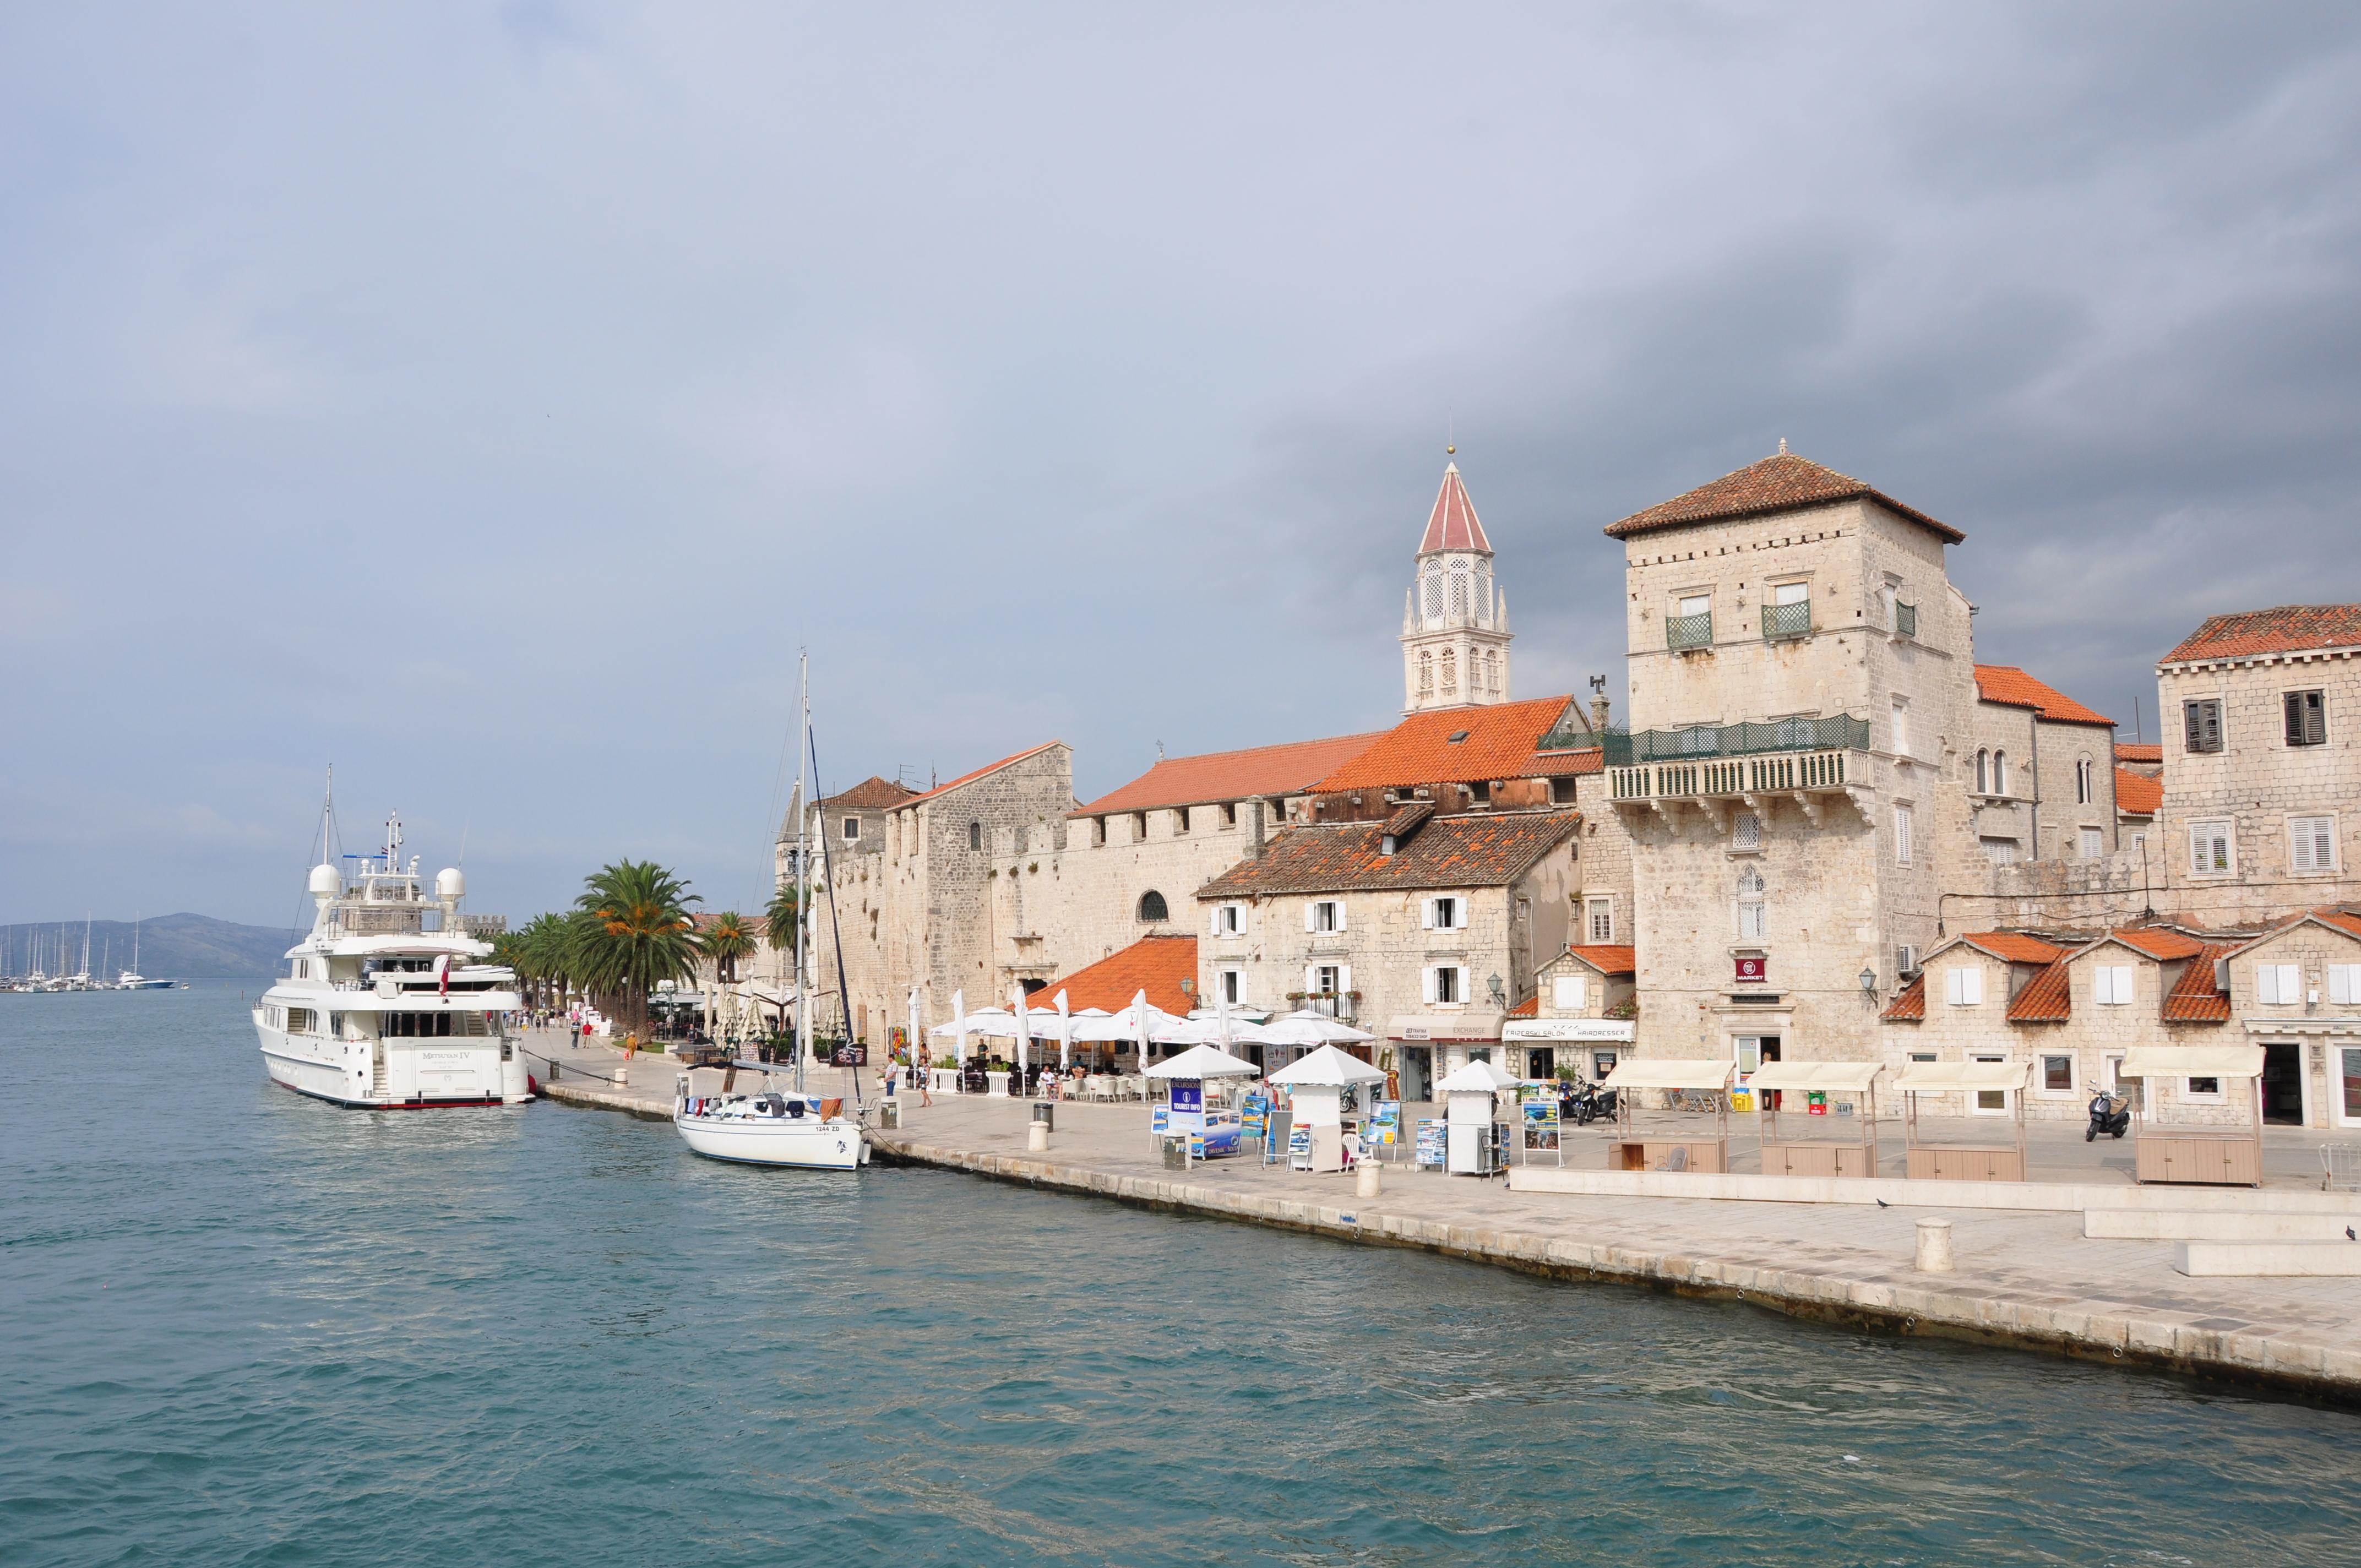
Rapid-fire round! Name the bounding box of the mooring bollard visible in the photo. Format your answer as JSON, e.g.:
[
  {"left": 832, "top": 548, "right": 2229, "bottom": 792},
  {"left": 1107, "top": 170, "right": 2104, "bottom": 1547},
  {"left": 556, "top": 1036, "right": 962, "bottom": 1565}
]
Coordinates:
[
  {"left": 1356, "top": 1160, "right": 1382, "bottom": 1199},
  {"left": 1027, "top": 1121, "right": 1050, "bottom": 1153},
  {"left": 1915, "top": 1217, "right": 1954, "bottom": 1273},
  {"left": 613, "top": 1065, "right": 627, "bottom": 1088}
]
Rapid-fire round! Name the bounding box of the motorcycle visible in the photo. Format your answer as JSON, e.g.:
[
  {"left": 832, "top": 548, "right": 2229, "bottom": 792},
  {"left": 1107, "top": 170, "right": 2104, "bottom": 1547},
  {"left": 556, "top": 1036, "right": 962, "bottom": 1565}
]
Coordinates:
[
  {"left": 1564, "top": 1081, "right": 1619, "bottom": 1126},
  {"left": 2086, "top": 1088, "right": 2130, "bottom": 1141}
]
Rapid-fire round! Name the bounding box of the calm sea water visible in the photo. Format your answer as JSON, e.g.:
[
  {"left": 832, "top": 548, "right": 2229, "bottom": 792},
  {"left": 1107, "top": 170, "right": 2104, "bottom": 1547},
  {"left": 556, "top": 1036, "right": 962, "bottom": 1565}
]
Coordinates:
[{"left": 4, "top": 984, "right": 2358, "bottom": 1566}]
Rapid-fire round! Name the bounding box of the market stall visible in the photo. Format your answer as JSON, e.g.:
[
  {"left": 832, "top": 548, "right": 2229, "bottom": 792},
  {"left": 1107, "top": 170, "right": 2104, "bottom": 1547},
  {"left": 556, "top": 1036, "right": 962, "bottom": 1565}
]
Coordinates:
[
  {"left": 1268, "top": 1044, "right": 1386, "bottom": 1173},
  {"left": 1438, "top": 1058, "right": 1518, "bottom": 1175},
  {"left": 1896, "top": 1059, "right": 2029, "bottom": 1181},
  {"left": 1749, "top": 1060, "right": 1883, "bottom": 1178},
  {"left": 1145, "top": 1043, "right": 1259, "bottom": 1163},
  {"left": 2120, "top": 1044, "right": 2266, "bottom": 1187},
  {"left": 1599, "top": 1058, "right": 1733, "bottom": 1173}
]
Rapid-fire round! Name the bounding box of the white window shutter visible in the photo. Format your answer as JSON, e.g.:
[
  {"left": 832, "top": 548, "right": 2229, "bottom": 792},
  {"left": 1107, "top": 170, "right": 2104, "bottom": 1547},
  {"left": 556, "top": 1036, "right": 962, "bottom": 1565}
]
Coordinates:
[
  {"left": 1421, "top": 899, "right": 1435, "bottom": 930},
  {"left": 1303, "top": 965, "right": 1318, "bottom": 994},
  {"left": 1339, "top": 966, "right": 1351, "bottom": 994},
  {"left": 2256, "top": 965, "right": 2280, "bottom": 1005},
  {"left": 1421, "top": 966, "right": 1437, "bottom": 1004},
  {"left": 2329, "top": 965, "right": 2357, "bottom": 1006},
  {"left": 2280, "top": 963, "right": 2302, "bottom": 1001},
  {"left": 1304, "top": 902, "right": 1317, "bottom": 934}
]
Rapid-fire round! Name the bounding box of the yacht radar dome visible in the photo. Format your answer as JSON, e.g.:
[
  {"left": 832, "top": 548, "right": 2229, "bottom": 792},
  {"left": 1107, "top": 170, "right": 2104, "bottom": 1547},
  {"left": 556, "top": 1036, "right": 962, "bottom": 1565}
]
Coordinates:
[
  {"left": 436, "top": 867, "right": 465, "bottom": 900},
  {"left": 308, "top": 863, "right": 340, "bottom": 897}
]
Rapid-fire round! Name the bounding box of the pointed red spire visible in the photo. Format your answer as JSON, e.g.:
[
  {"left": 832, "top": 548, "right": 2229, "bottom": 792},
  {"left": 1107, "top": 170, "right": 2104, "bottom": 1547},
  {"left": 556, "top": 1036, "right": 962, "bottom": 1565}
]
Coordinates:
[{"left": 1418, "top": 462, "right": 1492, "bottom": 554}]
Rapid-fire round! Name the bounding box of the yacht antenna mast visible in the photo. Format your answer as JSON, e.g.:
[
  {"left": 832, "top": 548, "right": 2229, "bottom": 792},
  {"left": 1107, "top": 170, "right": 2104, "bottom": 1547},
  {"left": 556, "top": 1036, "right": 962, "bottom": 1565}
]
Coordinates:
[{"left": 792, "top": 651, "right": 812, "bottom": 1096}]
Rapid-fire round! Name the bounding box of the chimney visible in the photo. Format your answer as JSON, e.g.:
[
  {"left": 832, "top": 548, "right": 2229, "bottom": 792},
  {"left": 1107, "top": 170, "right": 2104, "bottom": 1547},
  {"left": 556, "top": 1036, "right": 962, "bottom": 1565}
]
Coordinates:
[
  {"left": 1590, "top": 692, "right": 1611, "bottom": 734},
  {"left": 1249, "top": 799, "right": 1266, "bottom": 859}
]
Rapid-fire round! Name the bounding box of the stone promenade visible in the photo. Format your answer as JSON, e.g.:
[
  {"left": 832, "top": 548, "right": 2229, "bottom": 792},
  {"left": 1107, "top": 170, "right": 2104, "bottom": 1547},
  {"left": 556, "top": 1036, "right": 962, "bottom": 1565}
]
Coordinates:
[{"left": 521, "top": 1031, "right": 2361, "bottom": 1401}]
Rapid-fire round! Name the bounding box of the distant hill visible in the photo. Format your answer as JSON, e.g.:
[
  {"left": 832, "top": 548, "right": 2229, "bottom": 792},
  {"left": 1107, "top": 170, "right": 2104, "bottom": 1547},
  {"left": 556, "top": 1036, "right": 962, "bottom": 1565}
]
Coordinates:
[{"left": 0, "top": 914, "right": 303, "bottom": 979}]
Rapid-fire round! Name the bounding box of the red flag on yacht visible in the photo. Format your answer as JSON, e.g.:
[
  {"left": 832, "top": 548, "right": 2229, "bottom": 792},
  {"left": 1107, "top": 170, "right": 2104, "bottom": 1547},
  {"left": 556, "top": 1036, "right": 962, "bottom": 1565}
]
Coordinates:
[{"left": 437, "top": 953, "right": 450, "bottom": 997}]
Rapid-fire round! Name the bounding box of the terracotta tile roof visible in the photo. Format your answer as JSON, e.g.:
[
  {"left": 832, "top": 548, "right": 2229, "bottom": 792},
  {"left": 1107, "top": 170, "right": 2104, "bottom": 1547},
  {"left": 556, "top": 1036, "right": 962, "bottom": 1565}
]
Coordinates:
[
  {"left": 1419, "top": 462, "right": 1494, "bottom": 553},
  {"left": 1195, "top": 812, "right": 1580, "bottom": 898},
  {"left": 2162, "top": 605, "right": 2361, "bottom": 664},
  {"left": 1881, "top": 973, "right": 1926, "bottom": 1021},
  {"left": 1524, "top": 747, "right": 1604, "bottom": 777},
  {"left": 2115, "top": 742, "right": 2162, "bottom": 765},
  {"left": 890, "top": 742, "right": 1064, "bottom": 810},
  {"left": 2106, "top": 926, "right": 2205, "bottom": 961},
  {"left": 1562, "top": 944, "right": 1637, "bottom": 976},
  {"left": 1956, "top": 932, "right": 2069, "bottom": 966},
  {"left": 1972, "top": 665, "right": 2115, "bottom": 727},
  {"left": 2163, "top": 944, "right": 2235, "bottom": 1023},
  {"left": 1378, "top": 801, "right": 1434, "bottom": 840},
  {"left": 1071, "top": 731, "right": 1386, "bottom": 818},
  {"left": 1034, "top": 933, "right": 1197, "bottom": 1016},
  {"left": 1604, "top": 450, "right": 1964, "bottom": 543},
  {"left": 1506, "top": 993, "right": 1538, "bottom": 1018},
  {"left": 1312, "top": 696, "right": 1580, "bottom": 791},
  {"left": 821, "top": 776, "right": 920, "bottom": 811},
  {"left": 690, "top": 911, "right": 771, "bottom": 937},
  {"left": 2005, "top": 960, "right": 2072, "bottom": 1023},
  {"left": 2114, "top": 767, "right": 2162, "bottom": 816},
  {"left": 2318, "top": 909, "right": 2361, "bottom": 942}
]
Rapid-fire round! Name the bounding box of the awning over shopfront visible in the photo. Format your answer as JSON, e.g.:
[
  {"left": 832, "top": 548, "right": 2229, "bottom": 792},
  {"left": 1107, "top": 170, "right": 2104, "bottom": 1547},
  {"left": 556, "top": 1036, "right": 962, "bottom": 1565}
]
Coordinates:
[
  {"left": 1501, "top": 1019, "right": 1635, "bottom": 1042},
  {"left": 1388, "top": 1013, "right": 1505, "bottom": 1043},
  {"left": 1602, "top": 1057, "right": 1734, "bottom": 1092},
  {"left": 2120, "top": 1044, "right": 2264, "bottom": 1080}
]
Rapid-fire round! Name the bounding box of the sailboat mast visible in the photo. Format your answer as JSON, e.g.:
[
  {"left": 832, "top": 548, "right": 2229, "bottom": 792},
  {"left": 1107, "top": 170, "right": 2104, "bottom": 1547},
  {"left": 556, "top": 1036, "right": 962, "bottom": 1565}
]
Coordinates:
[
  {"left": 807, "top": 719, "right": 862, "bottom": 1110},
  {"left": 792, "top": 652, "right": 812, "bottom": 1096}
]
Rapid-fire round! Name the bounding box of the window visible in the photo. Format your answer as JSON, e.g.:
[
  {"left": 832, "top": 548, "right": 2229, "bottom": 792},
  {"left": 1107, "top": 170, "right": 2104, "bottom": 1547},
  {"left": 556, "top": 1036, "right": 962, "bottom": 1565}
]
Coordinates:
[
  {"left": 1945, "top": 966, "right": 1985, "bottom": 1006},
  {"left": 2075, "top": 756, "right": 2093, "bottom": 804},
  {"left": 1441, "top": 648, "right": 1457, "bottom": 694},
  {"left": 1893, "top": 804, "right": 1914, "bottom": 866},
  {"left": 842, "top": 816, "right": 861, "bottom": 842},
  {"left": 2329, "top": 965, "right": 2360, "bottom": 1006},
  {"left": 2286, "top": 690, "right": 2327, "bottom": 747},
  {"left": 2189, "top": 819, "right": 2233, "bottom": 874},
  {"left": 2094, "top": 965, "right": 2134, "bottom": 1006},
  {"left": 1422, "top": 563, "right": 1442, "bottom": 618},
  {"left": 1551, "top": 776, "right": 1579, "bottom": 805},
  {"left": 1973, "top": 1053, "right": 2009, "bottom": 1114},
  {"left": 1553, "top": 975, "right": 1588, "bottom": 1010},
  {"left": 1732, "top": 812, "right": 1762, "bottom": 852},
  {"left": 1211, "top": 904, "right": 1243, "bottom": 936},
  {"left": 969, "top": 820, "right": 982, "bottom": 851},
  {"left": 1485, "top": 650, "right": 1500, "bottom": 695},
  {"left": 1220, "top": 802, "right": 1238, "bottom": 829},
  {"left": 1427, "top": 965, "right": 1465, "bottom": 1005},
  {"left": 1423, "top": 897, "right": 1466, "bottom": 932},
  {"left": 1669, "top": 592, "right": 1713, "bottom": 650},
  {"left": 2255, "top": 963, "right": 2302, "bottom": 1005},
  {"left": 1975, "top": 748, "right": 1990, "bottom": 794},
  {"left": 2187, "top": 1075, "right": 2222, "bottom": 1099},
  {"left": 1586, "top": 897, "right": 1615, "bottom": 944},
  {"left": 1173, "top": 807, "right": 1189, "bottom": 836},
  {"left": 1307, "top": 900, "right": 1345, "bottom": 934},
  {"left": 1981, "top": 837, "right": 2020, "bottom": 866},
  {"left": 2043, "top": 1055, "right": 2074, "bottom": 1092},
  {"left": 1450, "top": 563, "right": 1470, "bottom": 617},
  {"left": 1890, "top": 697, "right": 1911, "bottom": 758},
  {"left": 2184, "top": 699, "right": 2223, "bottom": 754},
  {"left": 1735, "top": 867, "right": 1766, "bottom": 942},
  {"left": 2080, "top": 826, "right": 2105, "bottom": 859},
  {"left": 1418, "top": 651, "right": 1433, "bottom": 695},
  {"left": 1308, "top": 963, "right": 1347, "bottom": 996},
  {"left": 1136, "top": 891, "right": 1169, "bottom": 922},
  {"left": 1993, "top": 750, "right": 2010, "bottom": 795},
  {"left": 286, "top": 1006, "right": 317, "bottom": 1035},
  {"left": 2291, "top": 815, "right": 2337, "bottom": 874},
  {"left": 1132, "top": 812, "right": 1148, "bottom": 841},
  {"left": 1765, "top": 580, "right": 1811, "bottom": 639},
  {"left": 1217, "top": 968, "right": 1244, "bottom": 1006},
  {"left": 1092, "top": 816, "right": 1107, "bottom": 847}
]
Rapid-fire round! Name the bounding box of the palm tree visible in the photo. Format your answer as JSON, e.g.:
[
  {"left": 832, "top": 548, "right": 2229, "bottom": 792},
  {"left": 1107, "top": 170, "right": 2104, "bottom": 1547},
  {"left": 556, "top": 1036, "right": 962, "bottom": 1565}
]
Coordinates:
[
  {"left": 698, "top": 911, "right": 757, "bottom": 1046},
  {"left": 764, "top": 883, "right": 801, "bottom": 954},
  {"left": 568, "top": 860, "right": 701, "bottom": 1038},
  {"left": 508, "top": 911, "right": 575, "bottom": 1011}
]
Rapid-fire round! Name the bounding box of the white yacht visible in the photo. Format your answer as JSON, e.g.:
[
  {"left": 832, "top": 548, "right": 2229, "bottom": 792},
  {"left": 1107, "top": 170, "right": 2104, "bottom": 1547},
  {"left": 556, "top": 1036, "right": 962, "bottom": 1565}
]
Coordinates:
[
  {"left": 255, "top": 816, "right": 529, "bottom": 1108},
  {"left": 674, "top": 1077, "right": 870, "bottom": 1170}
]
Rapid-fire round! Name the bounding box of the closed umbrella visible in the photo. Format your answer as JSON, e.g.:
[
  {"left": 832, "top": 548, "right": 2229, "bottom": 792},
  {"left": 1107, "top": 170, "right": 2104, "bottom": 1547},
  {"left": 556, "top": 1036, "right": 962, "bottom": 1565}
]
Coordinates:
[
  {"left": 1012, "top": 987, "right": 1029, "bottom": 1077},
  {"left": 953, "top": 988, "right": 966, "bottom": 1070},
  {"left": 1056, "top": 988, "right": 1073, "bottom": 1071}
]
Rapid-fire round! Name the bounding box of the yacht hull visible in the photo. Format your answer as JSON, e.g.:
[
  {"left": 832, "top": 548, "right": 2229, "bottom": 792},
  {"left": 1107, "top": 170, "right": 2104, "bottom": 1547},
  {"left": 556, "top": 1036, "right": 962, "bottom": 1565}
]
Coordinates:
[
  {"left": 258, "top": 1022, "right": 530, "bottom": 1108},
  {"left": 674, "top": 1113, "right": 869, "bottom": 1170}
]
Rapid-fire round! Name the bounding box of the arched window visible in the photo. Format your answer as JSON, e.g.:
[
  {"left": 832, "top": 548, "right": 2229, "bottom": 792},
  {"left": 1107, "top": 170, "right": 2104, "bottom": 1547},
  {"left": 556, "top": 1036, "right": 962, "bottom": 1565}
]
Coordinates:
[
  {"left": 1735, "top": 866, "right": 1767, "bottom": 941},
  {"left": 2075, "top": 756, "right": 2093, "bottom": 804},
  {"left": 1418, "top": 650, "right": 1433, "bottom": 693},
  {"left": 1449, "top": 563, "right": 1470, "bottom": 616},
  {"left": 1475, "top": 564, "right": 1492, "bottom": 621},
  {"left": 1422, "top": 563, "right": 1443, "bottom": 619},
  {"left": 1137, "top": 890, "right": 1169, "bottom": 922},
  {"left": 1993, "top": 750, "right": 2010, "bottom": 796},
  {"left": 1975, "top": 749, "right": 1989, "bottom": 794},
  {"left": 969, "top": 820, "right": 982, "bottom": 851},
  {"left": 1487, "top": 650, "right": 1500, "bottom": 693},
  {"left": 1440, "top": 648, "right": 1457, "bottom": 693}
]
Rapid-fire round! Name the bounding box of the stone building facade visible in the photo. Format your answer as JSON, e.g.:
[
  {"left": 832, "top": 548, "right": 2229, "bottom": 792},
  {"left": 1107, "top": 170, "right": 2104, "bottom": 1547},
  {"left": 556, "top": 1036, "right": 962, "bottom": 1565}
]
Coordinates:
[{"left": 1502, "top": 944, "right": 1638, "bottom": 1084}]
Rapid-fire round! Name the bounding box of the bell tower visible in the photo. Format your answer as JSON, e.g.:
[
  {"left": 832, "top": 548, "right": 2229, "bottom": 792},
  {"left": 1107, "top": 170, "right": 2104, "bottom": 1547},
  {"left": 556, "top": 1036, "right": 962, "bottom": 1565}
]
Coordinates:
[{"left": 1401, "top": 459, "right": 1512, "bottom": 714}]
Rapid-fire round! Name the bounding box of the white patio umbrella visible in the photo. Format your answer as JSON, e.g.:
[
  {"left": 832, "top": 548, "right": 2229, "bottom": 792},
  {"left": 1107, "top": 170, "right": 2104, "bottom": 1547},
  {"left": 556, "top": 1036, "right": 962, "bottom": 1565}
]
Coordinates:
[
  {"left": 1132, "top": 987, "right": 1152, "bottom": 1072},
  {"left": 1154, "top": 1012, "right": 1271, "bottom": 1046},
  {"left": 1144, "top": 1043, "right": 1261, "bottom": 1079},
  {"left": 953, "top": 988, "right": 966, "bottom": 1069},
  {"left": 1011, "top": 986, "right": 1030, "bottom": 1076},
  {"left": 1054, "top": 988, "right": 1072, "bottom": 1070},
  {"left": 1256, "top": 1010, "right": 1377, "bottom": 1048},
  {"left": 907, "top": 987, "right": 920, "bottom": 1069}
]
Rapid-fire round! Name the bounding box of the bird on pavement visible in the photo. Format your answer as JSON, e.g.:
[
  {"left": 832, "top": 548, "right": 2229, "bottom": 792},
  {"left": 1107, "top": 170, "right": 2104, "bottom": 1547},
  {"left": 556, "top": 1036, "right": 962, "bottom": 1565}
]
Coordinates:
[{"left": 1875, "top": 1198, "right": 1890, "bottom": 1209}]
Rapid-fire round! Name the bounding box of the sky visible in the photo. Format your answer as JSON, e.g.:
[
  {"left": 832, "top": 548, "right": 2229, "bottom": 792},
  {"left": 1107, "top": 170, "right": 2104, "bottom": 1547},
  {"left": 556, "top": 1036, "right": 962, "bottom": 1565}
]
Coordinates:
[{"left": 4, "top": 3, "right": 2358, "bottom": 929}]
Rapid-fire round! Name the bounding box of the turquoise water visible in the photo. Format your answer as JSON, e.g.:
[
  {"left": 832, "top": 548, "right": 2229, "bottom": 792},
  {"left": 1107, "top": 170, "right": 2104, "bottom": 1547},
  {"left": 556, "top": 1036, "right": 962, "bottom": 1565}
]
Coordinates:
[{"left": 4, "top": 985, "right": 2358, "bottom": 1566}]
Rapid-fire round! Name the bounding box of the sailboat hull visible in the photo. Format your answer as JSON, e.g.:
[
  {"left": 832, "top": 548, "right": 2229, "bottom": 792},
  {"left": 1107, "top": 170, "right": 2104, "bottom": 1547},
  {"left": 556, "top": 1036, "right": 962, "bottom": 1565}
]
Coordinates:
[{"left": 674, "top": 1112, "right": 868, "bottom": 1170}]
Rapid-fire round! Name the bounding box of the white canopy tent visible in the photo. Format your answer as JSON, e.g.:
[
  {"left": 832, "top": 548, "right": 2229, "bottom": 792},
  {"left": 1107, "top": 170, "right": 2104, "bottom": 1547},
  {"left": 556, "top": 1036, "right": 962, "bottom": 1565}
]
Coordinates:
[
  {"left": 1598, "top": 1057, "right": 1733, "bottom": 1173},
  {"left": 1145, "top": 1044, "right": 1261, "bottom": 1079},
  {"left": 2119, "top": 1044, "right": 2266, "bottom": 1185},
  {"left": 1600, "top": 1057, "right": 1734, "bottom": 1092},
  {"left": 1437, "top": 1058, "right": 1520, "bottom": 1093},
  {"left": 1747, "top": 1060, "right": 1884, "bottom": 1176},
  {"left": 1896, "top": 1058, "right": 2030, "bottom": 1181},
  {"left": 1268, "top": 1044, "right": 1388, "bottom": 1087}
]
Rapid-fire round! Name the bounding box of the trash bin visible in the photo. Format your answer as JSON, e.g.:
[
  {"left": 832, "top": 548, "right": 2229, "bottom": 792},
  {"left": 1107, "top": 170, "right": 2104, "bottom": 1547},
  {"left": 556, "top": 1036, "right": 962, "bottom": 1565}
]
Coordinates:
[
  {"left": 1162, "top": 1135, "right": 1190, "bottom": 1169},
  {"left": 1031, "top": 1101, "right": 1055, "bottom": 1131},
  {"left": 877, "top": 1099, "right": 902, "bottom": 1130}
]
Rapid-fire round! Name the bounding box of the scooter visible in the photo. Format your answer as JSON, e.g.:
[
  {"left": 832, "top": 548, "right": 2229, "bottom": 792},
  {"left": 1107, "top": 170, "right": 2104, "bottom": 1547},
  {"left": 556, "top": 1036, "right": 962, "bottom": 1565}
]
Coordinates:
[{"left": 2086, "top": 1088, "right": 2130, "bottom": 1141}]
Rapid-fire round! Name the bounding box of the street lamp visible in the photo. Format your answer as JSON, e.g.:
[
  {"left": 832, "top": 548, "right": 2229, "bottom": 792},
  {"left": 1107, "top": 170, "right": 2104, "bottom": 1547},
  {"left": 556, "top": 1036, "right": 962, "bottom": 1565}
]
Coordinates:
[{"left": 1858, "top": 967, "right": 1879, "bottom": 1003}]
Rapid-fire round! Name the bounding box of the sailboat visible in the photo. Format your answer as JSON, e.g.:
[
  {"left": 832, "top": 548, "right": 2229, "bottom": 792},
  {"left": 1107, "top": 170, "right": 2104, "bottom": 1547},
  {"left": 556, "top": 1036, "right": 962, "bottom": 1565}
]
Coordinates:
[
  {"left": 117, "top": 916, "right": 176, "bottom": 989},
  {"left": 673, "top": 652, "right": 870, "bottom": 1170}
]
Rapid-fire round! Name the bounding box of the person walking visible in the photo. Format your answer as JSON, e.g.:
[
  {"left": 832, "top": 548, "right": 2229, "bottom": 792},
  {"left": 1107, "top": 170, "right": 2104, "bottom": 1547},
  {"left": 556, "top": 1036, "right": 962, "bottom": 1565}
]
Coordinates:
[{"left": 917, "top": 1046, "right": 934, "bottom": 1108}]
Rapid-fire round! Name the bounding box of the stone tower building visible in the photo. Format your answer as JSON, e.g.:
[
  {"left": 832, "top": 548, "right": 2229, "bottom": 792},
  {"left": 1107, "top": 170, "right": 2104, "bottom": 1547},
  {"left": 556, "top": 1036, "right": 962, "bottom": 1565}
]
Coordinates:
[{"left": 1401, "top": 462, "right": 1513, "bottom": 714}]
